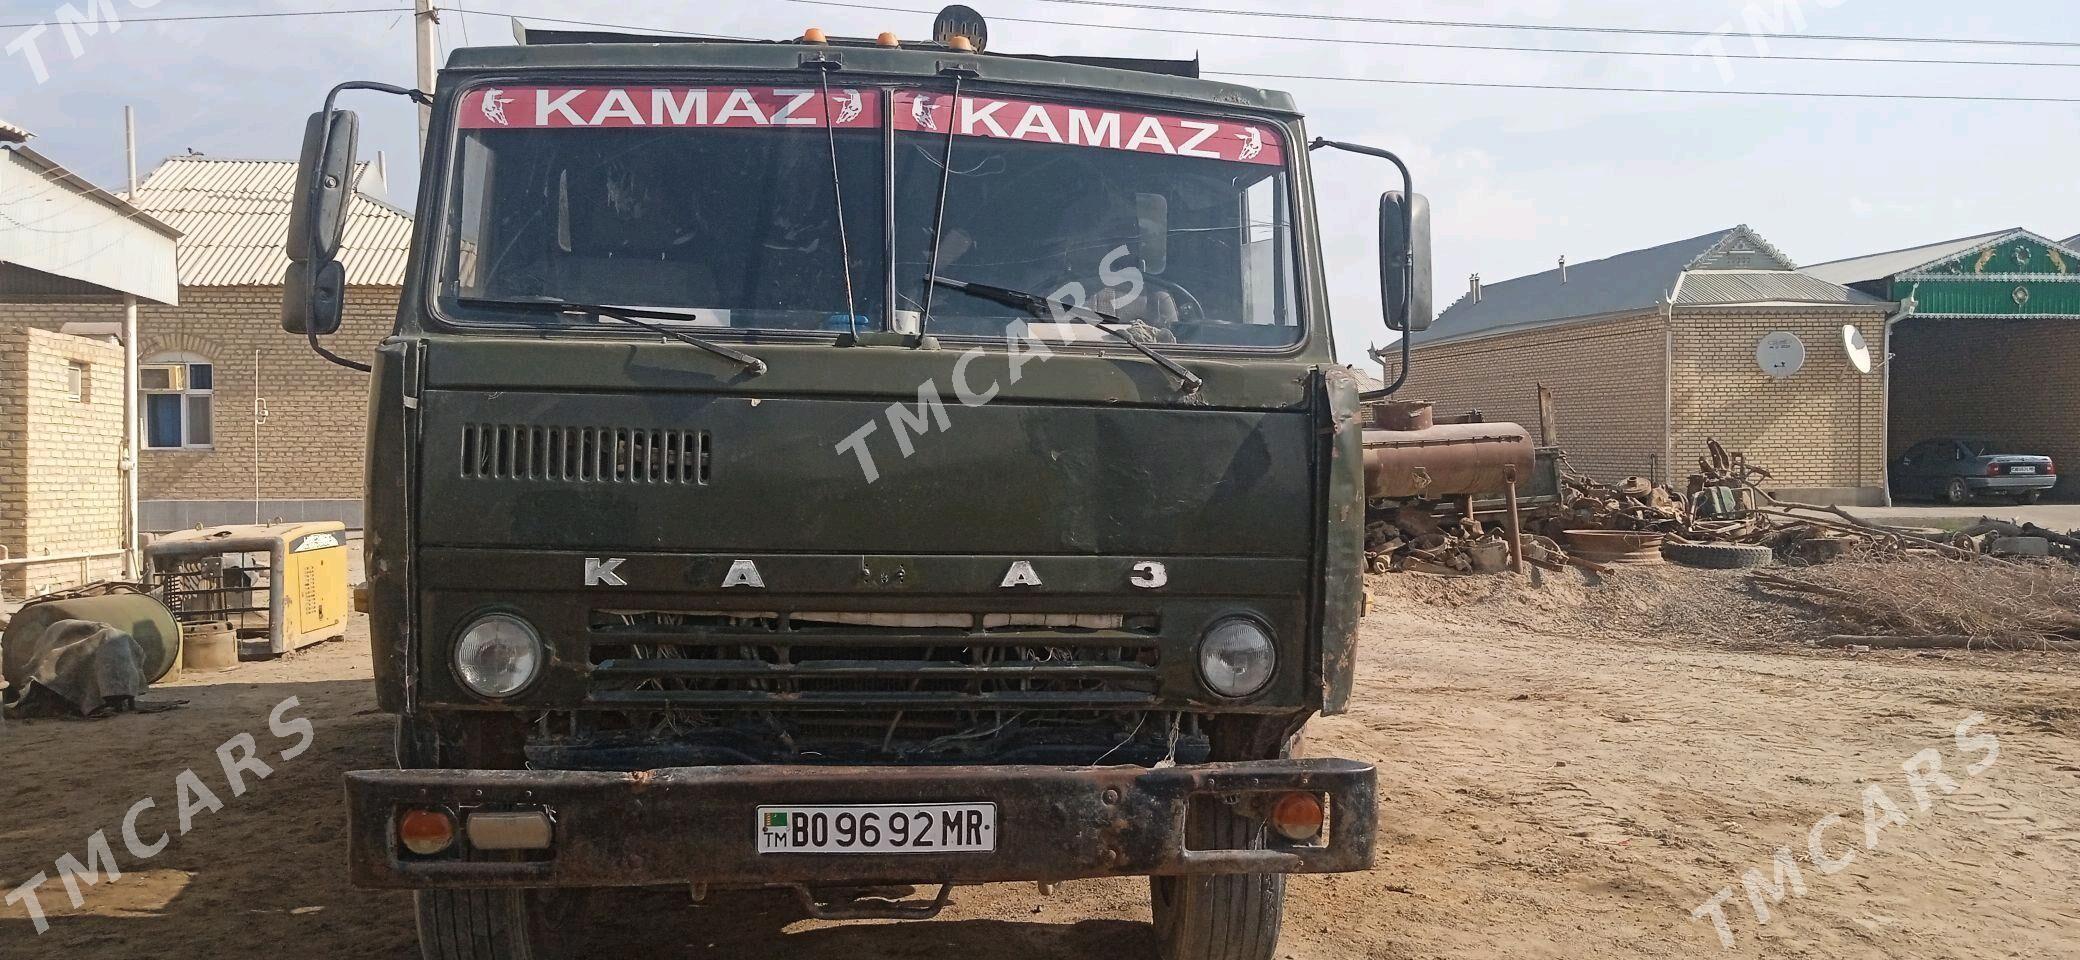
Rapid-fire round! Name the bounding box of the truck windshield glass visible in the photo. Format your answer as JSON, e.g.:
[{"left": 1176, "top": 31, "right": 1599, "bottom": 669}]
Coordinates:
[
  {"left": 443, "top": 85, "right": 885, "bottom": 333},
  {"left": 437, "top": 84, "right": 1298, "bottom": 348},
  {"left": 896, "top": 90, "right": 1299, "bottom": 348}
]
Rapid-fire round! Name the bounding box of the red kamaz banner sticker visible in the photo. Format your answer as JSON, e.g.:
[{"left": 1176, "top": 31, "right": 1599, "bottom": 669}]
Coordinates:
[
  {"left": 893, "top": 91, "right": 1283, "bottom": 166},
  {"left": 457, "top": 86, "right": 881, "bottom": 130}
]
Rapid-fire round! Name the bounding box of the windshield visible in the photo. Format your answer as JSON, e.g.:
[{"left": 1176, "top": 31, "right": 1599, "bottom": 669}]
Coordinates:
[{"left": 440, "top": 83, "right": 1300, "bottom": 349}]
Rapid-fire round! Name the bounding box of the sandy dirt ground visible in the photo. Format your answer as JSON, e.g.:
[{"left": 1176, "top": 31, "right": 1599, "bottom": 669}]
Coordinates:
[{"left": 3, "top": 568, "right": 2077, "bottom": 959}]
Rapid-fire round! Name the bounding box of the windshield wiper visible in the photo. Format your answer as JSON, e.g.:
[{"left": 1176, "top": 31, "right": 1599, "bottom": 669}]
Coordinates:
[
  {"left": 457, "top": 297, "right": 767, "bottom": 376},
  {"left": 928, "top": 276, "right": 1203, "bottom": 396}
]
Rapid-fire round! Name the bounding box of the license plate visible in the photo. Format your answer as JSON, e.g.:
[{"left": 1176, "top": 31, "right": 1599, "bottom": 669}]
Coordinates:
[
  {"left": 757, "top": 803, "right": 997, "bottom": 854},
  {"left": 2012, "top": 466, "right": 2037, "bottom": 474}
]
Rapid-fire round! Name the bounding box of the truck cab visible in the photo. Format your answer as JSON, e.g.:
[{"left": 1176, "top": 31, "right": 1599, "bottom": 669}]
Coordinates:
[{"left": 286, "top": 14, "right": 1429, "bottom": 959}]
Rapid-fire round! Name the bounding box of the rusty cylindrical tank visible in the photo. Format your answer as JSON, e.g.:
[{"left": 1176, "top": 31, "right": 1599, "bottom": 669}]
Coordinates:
[{"left": 1361, "top": 421, "right": 1536, "bottom": 499}]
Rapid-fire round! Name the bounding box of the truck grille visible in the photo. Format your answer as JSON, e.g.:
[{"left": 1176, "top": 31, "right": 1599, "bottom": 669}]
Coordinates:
[
  {"left": 460, "top": 423, "right": 709, "bottom": 484},
  {"left": 584, "top": 609, "right": 1161, "bottom": 711}
]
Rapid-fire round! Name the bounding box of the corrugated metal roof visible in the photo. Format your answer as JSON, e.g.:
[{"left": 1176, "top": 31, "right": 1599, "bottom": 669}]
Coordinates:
[
  {"left": 0, "top": 118, "right": 27, "bottom": 143},
  {"left": 1800, "top": 229, "right": 2017, "bottom": 285},
  {"left": 127, "top": 156, "right": 411, "bottom": 287},
  {"left": 2064, "top": 233, "right": 2080, "bottom": 249},
  {"left": 1417, "top": 226, "right": 1878, "bottom": 346},
  {"left": 2, "top": 144, "right": 181, "bottom": 303},
  {"left": 1674, "top": 270, "right": 1882, "bottom": 306}
]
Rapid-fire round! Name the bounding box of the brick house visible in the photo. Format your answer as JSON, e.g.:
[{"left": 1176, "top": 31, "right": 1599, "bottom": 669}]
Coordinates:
[
  {"left": 32, "top": 156, "right": 411, "bottom": 530},
  {"left": 1805, "top": 228, "right": 2080, "bottom": 497},
  {"left": 0, "top": 328, "right": 127, "bottom": 595},
  {"left": 1404, "top": 226, "right": 1896, "bottom": 505},
  {"left": 3, "top": 120, "right": 180, "bottom": 593}
]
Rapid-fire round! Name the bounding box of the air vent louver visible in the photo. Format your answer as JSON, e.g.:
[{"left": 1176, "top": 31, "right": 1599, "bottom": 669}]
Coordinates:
[{"left": 461, "top": 424, "right": 709, "bottom": 484}]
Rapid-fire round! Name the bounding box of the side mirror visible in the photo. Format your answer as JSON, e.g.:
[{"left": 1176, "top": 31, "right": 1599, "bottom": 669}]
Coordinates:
[
  {"left": 1380, "top": 191, "right": 1432, "bottom": 332},
  {"left": 281, "top": 260, "right": 346, "bottom": 335},
  {"left": 287, "top": 109, "right": 360, "bottom": 264}
]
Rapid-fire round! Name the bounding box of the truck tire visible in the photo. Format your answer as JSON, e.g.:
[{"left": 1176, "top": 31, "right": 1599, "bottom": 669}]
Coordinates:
[
  {"left": 415, "top": 889, "right": 538, "bottom": 960},
  {"left": 1149, "top": 808, "right": 1285, "bottom": 960},
  {"left": 1660, "top": 541, "right": 1774, "bottom": 570}
]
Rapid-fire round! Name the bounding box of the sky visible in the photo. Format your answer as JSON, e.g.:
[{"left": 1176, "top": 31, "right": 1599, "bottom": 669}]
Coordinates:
[{"left": 5, "top": 0, "right": 2079, "bottom": 368}]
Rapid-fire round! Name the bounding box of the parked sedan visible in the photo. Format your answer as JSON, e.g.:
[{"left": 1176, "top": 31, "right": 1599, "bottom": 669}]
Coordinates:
[{"left": 1890, "top": 438, "right": 2057, "bottom": 504}]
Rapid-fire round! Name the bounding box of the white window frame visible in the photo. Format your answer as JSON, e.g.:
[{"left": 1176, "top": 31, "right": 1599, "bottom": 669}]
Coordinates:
[
  {"left": 66, "top": 360, "right": 88, "bottom": 402},
  {"left": 141, "top": 352, "right": 215, "bottom": 450}
]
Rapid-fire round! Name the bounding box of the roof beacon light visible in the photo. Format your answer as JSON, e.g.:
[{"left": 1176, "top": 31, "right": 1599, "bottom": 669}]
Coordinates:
[
  {"left": 947, "top": 35, "right": 975, "bottom": 52},
  {"left": 877, "top": 31, "right": 901, "bottom": 47},
  {"left": 802, "top": 27, "right": 828, "bottom": 44}
]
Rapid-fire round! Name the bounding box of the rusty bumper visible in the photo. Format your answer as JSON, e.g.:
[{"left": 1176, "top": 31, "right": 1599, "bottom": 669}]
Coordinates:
[{"left": 345, "top": 758, "right": 1376, "bottom": 889}]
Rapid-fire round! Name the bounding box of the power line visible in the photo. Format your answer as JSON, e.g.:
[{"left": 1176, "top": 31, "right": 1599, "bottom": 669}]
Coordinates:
[
  {"left": 477, "top": 8, "right": 2080, "bottom": 103},
  {"left": 0, "top": 7, "right": 408, "bottom": 30},
  {"left": 780, "top": 0, "right": 2080, "bottom": 70},
  {"left": 1023, "top": 0, "right": 2080, "bottom": 50},
  {"left": 1212, "top": 70, "right": 2080, "bottom": 103}
]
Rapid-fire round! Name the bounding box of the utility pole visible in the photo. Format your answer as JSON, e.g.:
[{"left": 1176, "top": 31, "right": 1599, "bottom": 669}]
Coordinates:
[
  {"left": 121, "top": 105, "right": 140, "bottom": 581},
  {"left": 414, "top": 0, "right": 438, "bottom": 152}
]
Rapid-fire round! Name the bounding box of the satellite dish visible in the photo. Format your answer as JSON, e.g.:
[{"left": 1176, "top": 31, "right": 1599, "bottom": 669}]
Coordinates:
[
  {"left": 1755, "top": 331, "right": 1806, "bottom": 379},
  {"left": 933, "top": 4, "right": 988, "bottom": 51},
  {"left": 1842, "top": 324, "right": 1873, "bottom": 374}
]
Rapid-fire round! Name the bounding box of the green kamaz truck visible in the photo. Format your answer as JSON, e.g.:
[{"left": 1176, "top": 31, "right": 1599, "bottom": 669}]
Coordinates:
[{"left": 283, "top": 10, "right": 1431, "bottom": 958}]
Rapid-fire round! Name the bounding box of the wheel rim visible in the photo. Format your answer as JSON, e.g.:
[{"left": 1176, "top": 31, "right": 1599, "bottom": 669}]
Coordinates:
[{"left": 1949, "top": 479, "right": 1969, "bottom": 502}]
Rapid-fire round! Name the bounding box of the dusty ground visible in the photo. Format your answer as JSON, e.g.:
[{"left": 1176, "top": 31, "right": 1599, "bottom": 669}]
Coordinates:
[{"left": 3, "top": 566, "right": 2077, "bottom": 959}]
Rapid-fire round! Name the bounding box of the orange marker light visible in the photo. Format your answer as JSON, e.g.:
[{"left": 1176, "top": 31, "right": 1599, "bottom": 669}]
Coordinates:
[
  {"left": 876, "top": 31, "right": 901, "bottom": 47},
  {"left": 1268, "top": 792, "right": 1325, "bottom": 842},
  {"left": 802, "top": 27, "right": 828, "bottom": 43},
  {"left": 399, "top": 808, "right": 458, "bottom": 856},
  {"left": 947, "top": 35, "right": 975, "bottom": 51}
]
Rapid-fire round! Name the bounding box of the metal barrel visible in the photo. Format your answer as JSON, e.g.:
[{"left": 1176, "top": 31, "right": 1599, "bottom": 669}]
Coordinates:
[{"left": 1360, "top": 422, "right": 1536, "bottom": 499}]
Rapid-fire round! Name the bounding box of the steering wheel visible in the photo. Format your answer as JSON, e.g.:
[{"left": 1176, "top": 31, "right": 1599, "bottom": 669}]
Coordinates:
[{"left": 1043, "top": 270, "right": 1208, "bottom": 326}]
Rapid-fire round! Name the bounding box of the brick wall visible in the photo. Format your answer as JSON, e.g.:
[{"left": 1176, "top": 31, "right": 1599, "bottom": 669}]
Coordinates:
[
  {"left": 1404, "top": 312, "right": 1671, "bottom": 482},
  {"left": 1890, "top": 316, "right": 2080, "bottom": 495},
  {"left": 1668, "top": 306, "right": 1892, "bottom": 495},
  {"left": 0, "top": 286, "right": 396, "bottom": 518},
  {"left": 0, "top": 326, "right": 126, "bottom": 594}
]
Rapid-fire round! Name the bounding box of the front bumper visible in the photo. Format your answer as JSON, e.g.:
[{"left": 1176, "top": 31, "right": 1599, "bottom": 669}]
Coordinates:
[{"left": 345, "top": 758, "right": 1376, "bottom": 889}]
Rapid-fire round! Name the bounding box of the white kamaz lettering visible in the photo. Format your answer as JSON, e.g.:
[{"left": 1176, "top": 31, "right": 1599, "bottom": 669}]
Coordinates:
[
  {"left": 537, "top": 89, "right": 585, "bottom": 125},
  {"left": 1067, "top": 109, "right": 1121, "bottom": 149},
  {"left": 652, "top": 88, "right": 707, "bottom": 125},
  {"left": 591, "top": 88, "right": 644, "bottom": 125},
  {"left": 1124, "top": 115, "right": 1175, "bottom": 154},
  {"left": 770, "top": 88, "right": 818, "bottom": 125},
  {"left": 1176, "top": 120, "right": 1221, "bottom": 158},
  {"left": 1010, "top": 103, "right": 1063, "bottom": 143},
  {"left": 712, "top": 88, "right": 767, "bottom": 125},
  {"left": 961, "top": 97, "right": 1010, "bottom": 137}
]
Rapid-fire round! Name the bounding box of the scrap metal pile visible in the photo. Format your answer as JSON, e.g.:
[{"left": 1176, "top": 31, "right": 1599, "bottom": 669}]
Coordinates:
[
  {"left": 1548, "top": 440, "right": 2080, "bottom": 565},
  {"left": 1365, "top": 438, "right": 2080, "bottom": 575}
]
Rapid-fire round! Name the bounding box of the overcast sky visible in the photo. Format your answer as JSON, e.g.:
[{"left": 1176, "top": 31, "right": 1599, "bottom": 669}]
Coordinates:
[{"left": 5, "top": 0, "right": 2078, "bottom": 367}]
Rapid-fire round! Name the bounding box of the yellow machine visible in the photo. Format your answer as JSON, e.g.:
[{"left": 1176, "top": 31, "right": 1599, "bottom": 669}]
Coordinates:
[{"left": 146, "top": 521, "right": 350, "bottom": 655}]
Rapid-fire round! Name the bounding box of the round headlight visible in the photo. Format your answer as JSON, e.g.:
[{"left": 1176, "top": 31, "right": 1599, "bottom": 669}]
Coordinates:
[
  {"left": 1199, "top": 617, "right": 1275, "bottom": 698},
  {"left": 454, "top": 613, "right": 543, "bottom": 699}
]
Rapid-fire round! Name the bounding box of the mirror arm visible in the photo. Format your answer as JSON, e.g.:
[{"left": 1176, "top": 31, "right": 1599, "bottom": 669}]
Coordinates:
[
  {"left": 300, "top": 81, "right": 429, "bottom": 373},
  {"left": 1308, "top": 138, "right": 1416, "bottom": 399}
]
